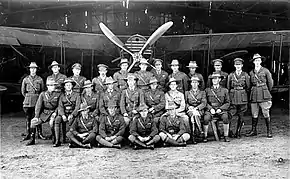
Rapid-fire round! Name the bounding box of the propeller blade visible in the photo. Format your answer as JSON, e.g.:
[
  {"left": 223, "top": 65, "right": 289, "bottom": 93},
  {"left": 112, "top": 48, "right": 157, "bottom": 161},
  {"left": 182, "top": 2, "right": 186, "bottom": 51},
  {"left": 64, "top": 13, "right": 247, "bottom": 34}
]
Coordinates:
[
  {"left": 99, "top": 23, "right": 134, "bottom": 56},
  {"left": 139, "top": 21, "right": 173, "bottom": 55},
  {"left": 220, "top": 50, "right": 248, "bottom": 60},
  {"left": 112, "top": 57, "right": 121, "bottom": 63}
]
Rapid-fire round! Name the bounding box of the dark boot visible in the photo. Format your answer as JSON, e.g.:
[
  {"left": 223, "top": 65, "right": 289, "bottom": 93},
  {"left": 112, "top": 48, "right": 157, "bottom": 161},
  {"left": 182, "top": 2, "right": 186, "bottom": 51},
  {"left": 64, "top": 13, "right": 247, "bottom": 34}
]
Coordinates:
[
  {"left": 62, "top": 122, "right": 67, "bottom": 143},
  {"left": 166, "top": 138, "right": 186, "bottom": 147},
  {"left": 26, "top": 128, "right": 36, "bottom": 146},
  {"left": 133, "top": 139, "right": 147, "bottom": 149},
  {"left": 192, "top": 136, "right": 197, "bottom": 144},
  {"left": 22, "top": 121, "right": 31, "bottom": 141},
  {"left": 246, "top": 117, "right": 258, "bottom": 137},
  {"left": 51, "top": 128, "right": 55, "bottom": 144},
  {"left": 36, "top": 125, "right": 47, "bottom": 140},
  {"left": 53, "top": 123, "right": 61, "bottom": 147},
  {"left": 235, "top": 116, "right": 244, "bottom": 138},
  {"left": 265, "top": 117, "right": 272, "bottom": 138}
]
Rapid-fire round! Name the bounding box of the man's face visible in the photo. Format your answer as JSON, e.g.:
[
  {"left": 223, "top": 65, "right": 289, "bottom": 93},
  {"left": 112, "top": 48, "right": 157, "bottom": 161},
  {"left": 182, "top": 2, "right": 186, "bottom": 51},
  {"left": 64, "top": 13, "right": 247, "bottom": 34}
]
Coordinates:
[
  {"left": 253, "top": 58, "right": 262, "bottom": 66},
  {"left": 139, "top": 63, "right": 148, "bottom": 71},
  {"left": 47, "top": 84, "right": 55, "bottom": 92},
  {"left": 127, "top": 79, "right": 135, "bottom": 87},
  {"left": 169, "top": 81, "right": 177, "bottom": 90},
  {"left": 189, "top": 67, "right": 196, "bottom": 74},
  {"left": 99, "top": 68, "right": 107, "bottom": 76},
  {"left": 214, "top": 62, "right": 222, "bottom": 71},
  {"left": 150, "top": 82, "right": 157, "bottom": 90},
  {"left": 171, "top": 65, "right": 179, "bottom": 72},
  {"left": 155, "top": 61, "right": 162, "bottom": 71},
  {"left": 140, "top": 108, "right": 148, "bottom": 118},
  {"left": 212, "top": 77, "right": 221, "bottom": 85},
  {"left": 30, "top": 67, "right": 37, "bottom": 75},
  {"left": 108, "top": 106, "right": 116, "bottom": 116},
  {"left": 191, "top": 81, "right": 199, "bottom": 89},
  {"left": 72, "top": 68, "right": 81, "bottom": 76},
  {"left": 120, "top": 63, "right": 128, "bottom": 71},
  {"left": 107, "top": 83, "right": 114, "bottom": 90},
  {"left": 65, "top": 82, "right": 73, "bottom": 91},
  {"left": 51, "top": 66, "right": 60, "bottom": 73},
  {"left": 234, "top": 63, "right": 243, "bottom": 71},
  {"left": 85, "top": 86, "right": 92, "bottom": 93}
]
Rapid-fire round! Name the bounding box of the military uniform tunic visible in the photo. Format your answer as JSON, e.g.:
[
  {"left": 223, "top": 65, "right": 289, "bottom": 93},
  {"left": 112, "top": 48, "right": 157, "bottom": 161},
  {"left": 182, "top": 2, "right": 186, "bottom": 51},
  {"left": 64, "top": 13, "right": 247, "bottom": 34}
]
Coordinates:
[
  {"left": 169, "top": 71, "right": 189, "bottom": 94},
  {"left": 144, "top": 89, "right": 165, "bottom": 117},
  {"left": 21, "top": 75, "right": 44, "bottom": 107},
  {"left": 134, "top": 70, "right": 154, "bottom": 91},
  {"left": 113, "top": 70, "right": 128, "bottom": 91},
  {"left": 120, "top": 87, "right": 144, "bottom": 117},
  {"left": 70, "top": 75, "right": 86, "bottom": 93},
  {"left": 92, "top": 76, "right": 108, "bottom": 94},
  {"left": 58, "top": 91, "right": 81, "bottom": 118},
  {"left": 159, "top": 115, "right": 186, "bottom": 135},
  {"left": 69, "top": 115, "right": 98, "bottom": 135},
  {"left": 249, "top": 67, "right": 273, "bottom": 103},
  {"left": 185, "top": 89, "right": 207, "bottom": 115},
  {"left": 150, "top": 69, "right": 168, "bottom": 92},
  {"left": 188, "top": 72, "right": 205, "bottom": 90},
  {"left": 130, "top": 115, "right": 159, "bottom": 137},
  {"left": 47, "top": 73, "right": 67, "bottom": 92},
  {"left": 205, "top": 86, "right": 230, "bottom": 112},
  {"left": 207, "top": 71, "right": 228, "bottom": 88},
  {"left": 99, "top": 114, "right": 126, "bottom": 138},
  {"left": 34, "top": 91, "right": 61, "bottom": 122},
  {"left": 165, "top": 90, "right": 186, "bottom": 114},
  {"left": 81, "top": 91, "right": 99, "bottom": 117},
  {"left": 99, "top": 89, "right": 121, "bottom": 116}
]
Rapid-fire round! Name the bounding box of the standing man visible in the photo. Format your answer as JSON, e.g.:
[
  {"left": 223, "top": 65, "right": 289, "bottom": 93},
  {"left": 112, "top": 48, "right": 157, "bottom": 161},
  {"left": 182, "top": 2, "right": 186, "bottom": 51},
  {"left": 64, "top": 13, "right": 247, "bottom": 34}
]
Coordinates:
[
  {"left": 227, "top": 58, "right": 250, "bottom": 138},
  {"left": 47, "top": 61, "right": 67, "bottom": 92},
  {"left": 99, "top": 77, "right": 121, "bottom": 116},
  {"left": 113, "top": 58, "right": 129, "bottom": 91},
  {"left": 70, "top": 63, "right": 86, "bottom": 94},
  {"left": 134, "top": 58, "right": 154, "bottom": 92},
  {"left": 54, "top": 78, "right": 81, "bottom": 147},
  {"left": 26, "top": 78, "right": 60, "bottom": 146},
  {"left": 144, "top": 77, "right": 165, "bottom": 125},
  {"left": 96, "top": 101, "right": 126, "bottom": 149},
  {"left": 92, "top": 64, "right": 109, "bottom": 94},
  {"left": 204, "top": 72, "right": 230, "bottom": 142},
  {"left": 120, "top": 73, "right": 144, "bottom": 126},
  {"left": 169, "top": 59, "right": 189, "bottom": 94},
  {"left": 185, "top": 76, "right": 207, "bottom": 144},
  {"left": 246, "top": 53, "right": 273, "bottom": 138},
  {"left": 66, "top": 103, "right": 98, "bottom": 149},
  {"left": 186, "top": 61, "right": 205, "bottom": 90},
  {"left": 128, "top": 104, "right": 160, "bottom": 150},
  {"left": 81, "top": 80, "right": 99, "bottom": 118},
  {"left": 21, "top": 62, "right": 45, "bottom": 141},
  {"left": 150, "top": 58, "right": 168, "bottom": 92},
  {"left": 207, "top": 59, "right": 228, "bottom": 88}
]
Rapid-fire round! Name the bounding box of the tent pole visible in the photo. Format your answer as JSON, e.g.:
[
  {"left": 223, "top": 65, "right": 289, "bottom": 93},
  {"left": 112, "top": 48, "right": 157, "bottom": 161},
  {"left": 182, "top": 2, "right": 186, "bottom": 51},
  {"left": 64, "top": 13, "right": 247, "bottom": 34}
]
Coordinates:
[
  {"left": 277, "top": 34, "right": 283, "bottom": 85},
  {"left": 91, "top": 49, "right": 94, "bottom": 79}
]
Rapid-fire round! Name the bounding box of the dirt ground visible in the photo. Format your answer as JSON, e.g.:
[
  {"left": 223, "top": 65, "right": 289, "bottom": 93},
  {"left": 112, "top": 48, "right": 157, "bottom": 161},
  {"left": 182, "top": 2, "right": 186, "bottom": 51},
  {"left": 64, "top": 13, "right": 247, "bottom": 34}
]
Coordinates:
[{"left": 0, "top": 107, "right": 289, "bottom": 179}]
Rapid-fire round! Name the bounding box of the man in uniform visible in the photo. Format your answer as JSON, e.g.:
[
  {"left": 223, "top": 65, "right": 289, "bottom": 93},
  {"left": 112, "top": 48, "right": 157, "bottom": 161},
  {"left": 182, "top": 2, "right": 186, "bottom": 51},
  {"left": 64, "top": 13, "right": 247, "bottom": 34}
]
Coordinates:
[
  {"left": 165, "top": 77, "right": 191, "bottom": 134},
  {"left": 96, "top": 101, "right": 126, "bottom": 149},
  {"left": 120, "top": 73, "right": 145, "bottom": 126},
  {"left": 227, "top": 58, "right": 250, "bottom": 138},
  {"left": 47, "top": 61, "right": 67, "bottom": 92},
  {"left": 99, "top": 77, "right": 121, "bottom": 116},
  {"left": 204, "top": 72, "right": 230, "bottom": 142},
  {"left": 186, "top": 61, "right": 205, "bottom": 90},
  {"left": 70, "top": 63, "right": 86, "bottom": 94},
  {"left": 54, "top": 78, "right": 81, "bottom": 147},
  {"left": 144, "top": 77, "right": 165, "bottom": 125},
  {"left": 246, "top": 53, "right": 273, "bottom": 138},
  {"left": 66, "top": 103, "right": 98, "bottom": 149},
  {"left": 169, "top": 59, "right": 189, "bottom": 94},
  {"left": 21, "top": 62, "right": 45, "bottom": 141},
  {"left": 134, "top": 58, "right": 154, "bottom": 92},
  {"left": 81, "top": 80, "right": 99, "bottom": 118},
  {"left": 159, "top": 107, "right": 190, "bottom": 147},
  {"left": 26, "top": 78, "right": 60, "bottom": 145},
  {"left": 185, "top": 76, "right": 207, "bottom": 144},
  {"left": 92, "top": 64, "right": 109, "bottom": 94},
  {"left": 113, "top": 58, "right": 129, "bottom": 91},
  {"left": 128, "top": 104, "right": 160, "bottom": 150},
  {"left": 150, "top": 58, "right": 168, "bottom": 92},
  {"left": 207, "top": 59, "right": 228, "bottom": 88}
]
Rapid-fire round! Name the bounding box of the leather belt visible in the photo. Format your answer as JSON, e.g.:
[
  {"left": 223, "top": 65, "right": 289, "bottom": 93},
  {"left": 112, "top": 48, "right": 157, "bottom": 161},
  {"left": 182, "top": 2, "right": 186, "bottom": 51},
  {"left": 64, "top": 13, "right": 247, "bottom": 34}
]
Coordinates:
[
  {"left": 233, "top": 87, "right": 244, "bottom": 90},
  {"left": 255, "top": 83, "right": 266, "bottom": 87}
]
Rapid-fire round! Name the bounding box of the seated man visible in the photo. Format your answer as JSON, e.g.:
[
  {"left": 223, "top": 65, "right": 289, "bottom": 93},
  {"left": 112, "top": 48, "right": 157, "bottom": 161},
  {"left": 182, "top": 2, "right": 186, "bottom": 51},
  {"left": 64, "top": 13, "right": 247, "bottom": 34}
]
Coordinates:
[
  {"left": 128, "top": 104, "right": 160, "bottom": 150},
  {"left": 66, "top": 103, "right": 98, "bottom": 149},
  {"left": 204, "top": 72, "right": 230, "bottom": 142},
  {"left": 26, "top": 78, "right": 61, "bottom": 146},
  {"left": 81, "top": 80, "right": 99, "bottom": 118},
  {"left": 159, "top": 107, "right": 190, "bottom": 147},
  {"left": 144, "top": 77, "right": 165, "bottom": 125},
  {"left": 96, "top": 101, "right": 126, "bottom": 149},
  {"left": 165, "top": 77, "right": 190, "bottom": 134},
  {"left": 185, "top": 76, "right": 207, "bottom": 144}
]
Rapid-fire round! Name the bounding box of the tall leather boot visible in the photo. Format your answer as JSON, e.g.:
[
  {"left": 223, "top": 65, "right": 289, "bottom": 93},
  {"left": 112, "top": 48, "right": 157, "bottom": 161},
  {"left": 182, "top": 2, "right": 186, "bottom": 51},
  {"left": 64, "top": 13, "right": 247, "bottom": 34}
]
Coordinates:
[
  {"left": 36, "top": 125, "right": 47, "bottom": 140},
  {"left": 235, "top": 115, "right": 244, "bottom": 138},
  {"left": 62, "top": 122, "right": 67, "bottom": 143},
  {"left": 246, "top": 117, "right": 258, "bottom": 136},
  {"left": 22, "top": 121, "right": 31, "bottom": 141},
  {"left": 203, "top": 125, "right": 209, "bottom": 142},
  {"left": 51, "top": 128, "right": 55, "bottom": 144},
  {"left": 265, "top": 117, "right": 272, "bottom": 138},
  {"left": 26, "top": 128, "right": 36, "bottom": 146},
  {"left": 53, "top": 123, "right": 61, "bottom": 147}
]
